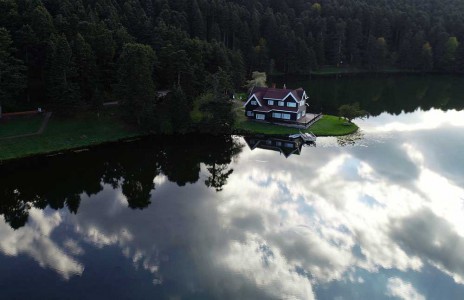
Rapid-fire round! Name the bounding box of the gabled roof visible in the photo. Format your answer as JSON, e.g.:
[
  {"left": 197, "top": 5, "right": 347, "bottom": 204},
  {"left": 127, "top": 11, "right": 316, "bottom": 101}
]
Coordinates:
[
  {"left": 243, "top": 93, "right": 263, "bottom": 107},
  {"left": 245, "top": 86, "right": 307, "bottom": 104}
]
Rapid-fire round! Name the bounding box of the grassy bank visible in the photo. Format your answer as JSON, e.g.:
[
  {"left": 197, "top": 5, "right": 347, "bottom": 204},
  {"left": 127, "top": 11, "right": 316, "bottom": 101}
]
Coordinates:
[
  {"left": 0, "top": 110, "right": 141, "bottom": 162},
  {"left": 0, "top": 115, "right": 44, "bottom": 138},
  {"left": 232, "top": 100, "right": 358, "bottom": 136},
  {"left": 1, "top": 103, "right": 358, "bottom": 163},
  {"left": 234, "top": 115, "right": 358, "bottom": 136}
]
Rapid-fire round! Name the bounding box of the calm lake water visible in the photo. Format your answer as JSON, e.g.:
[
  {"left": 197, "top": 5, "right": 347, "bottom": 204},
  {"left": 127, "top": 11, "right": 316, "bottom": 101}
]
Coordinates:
[{"left": 1, "top": 75, "right": 464, "bottom": 299}]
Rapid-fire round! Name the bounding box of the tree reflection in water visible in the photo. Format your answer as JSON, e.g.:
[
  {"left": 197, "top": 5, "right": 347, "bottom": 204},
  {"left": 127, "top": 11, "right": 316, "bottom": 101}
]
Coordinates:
[{"left": 0, "top": 135, "right": 243, "bottom": 229}]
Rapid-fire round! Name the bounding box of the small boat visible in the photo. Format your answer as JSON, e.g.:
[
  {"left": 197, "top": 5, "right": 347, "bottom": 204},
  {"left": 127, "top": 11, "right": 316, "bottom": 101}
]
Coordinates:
[{"left": 289, "top": 131, "right": 317, "bottom": 143}]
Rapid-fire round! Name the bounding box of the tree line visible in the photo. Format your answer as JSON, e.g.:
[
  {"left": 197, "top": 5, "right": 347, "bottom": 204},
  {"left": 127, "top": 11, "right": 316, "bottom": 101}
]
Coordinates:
[{"left": 2, "top": 0, "right": 464, "bottom": 130}]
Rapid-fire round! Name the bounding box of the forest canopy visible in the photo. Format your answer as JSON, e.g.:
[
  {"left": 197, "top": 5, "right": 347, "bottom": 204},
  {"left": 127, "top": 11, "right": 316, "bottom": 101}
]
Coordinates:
[{"left": 2, "top": 0, "right": 464, "bottom": 129}]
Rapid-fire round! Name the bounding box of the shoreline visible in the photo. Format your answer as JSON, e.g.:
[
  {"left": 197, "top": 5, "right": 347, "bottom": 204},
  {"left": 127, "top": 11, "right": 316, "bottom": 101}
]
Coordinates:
[
  {"left": 270, "top": 67, "right": 463, "bottom": 78},
  {"left": 233, "top": 115, "right": 359, "bottom": 137},
  {"left": 0, "top": 114, "right": 357, "bottom": 164},
  {"left": 0, "top": 134, "right": 151, "bottom": 165}
]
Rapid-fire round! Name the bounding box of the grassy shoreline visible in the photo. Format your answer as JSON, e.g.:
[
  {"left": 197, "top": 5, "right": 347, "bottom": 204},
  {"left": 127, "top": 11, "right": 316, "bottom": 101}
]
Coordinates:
[
  {"left": 233, "top": 115, "right": 358, "bottom": 136},
  {"left": 0, "top": 110, "right": 143, "bottom": 162},
  {"left": 0, "top": 107, "right": 358, "bottom": 163},
  {"left": 0, "top": 115, "right": 45, "bottom": 138}
]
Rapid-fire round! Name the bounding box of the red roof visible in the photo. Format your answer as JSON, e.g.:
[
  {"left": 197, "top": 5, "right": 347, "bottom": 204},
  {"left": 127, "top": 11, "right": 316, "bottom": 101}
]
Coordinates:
[
  {"left": 244, "top": 87, "right": 307, "bottom": 115},
  {"left": 250, "top": 87, "right": 305, "bottom": 102}
]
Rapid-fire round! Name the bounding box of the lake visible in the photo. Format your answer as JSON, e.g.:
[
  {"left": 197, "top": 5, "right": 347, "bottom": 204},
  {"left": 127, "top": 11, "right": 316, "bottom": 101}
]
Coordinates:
[{"left": 1, "top": 75, "right": 464, "bottom": 299}]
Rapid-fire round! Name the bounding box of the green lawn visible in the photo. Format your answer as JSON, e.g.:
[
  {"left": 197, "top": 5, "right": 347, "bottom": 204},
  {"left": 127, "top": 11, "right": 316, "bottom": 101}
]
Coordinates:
[
  {"left": 234, "top": 114, "right": 358, "bottom": 136},
  {"left": 0, "top": 115, "right": 44, "bottom": 138},
  {"left": 309, "top": 115, "right": 358, "bottom": 136},
  {"left": 0, "top": 110, "right": 141, "bottom": 161}
]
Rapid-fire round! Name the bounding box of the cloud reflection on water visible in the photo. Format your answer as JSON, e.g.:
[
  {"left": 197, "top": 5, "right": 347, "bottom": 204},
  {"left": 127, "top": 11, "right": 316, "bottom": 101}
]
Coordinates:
[{"left": 0, "top": 208, "right": 84, "bottom": 279}]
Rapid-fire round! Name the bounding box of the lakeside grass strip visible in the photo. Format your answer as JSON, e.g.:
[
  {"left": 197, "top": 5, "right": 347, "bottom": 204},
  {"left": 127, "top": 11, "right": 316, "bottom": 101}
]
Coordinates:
[
  {"left": 0, "top": 115, "right": 45, "bottom": 139},
  {"left": 0, "top": 107, "right": 358, "bottom": 162},
  {"left": 0, "top": 111, "right": 140, "bottom": 161},
  {"left": 234, "top": 115, "right": 358, "bottom": 136}
]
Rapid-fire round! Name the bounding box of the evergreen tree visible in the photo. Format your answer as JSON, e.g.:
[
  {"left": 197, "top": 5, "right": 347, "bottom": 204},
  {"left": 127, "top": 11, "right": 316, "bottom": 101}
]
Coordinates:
[
  {"left": 45, "top": 34, "right": 79, "bottom": 110},
  {"left": 0, "top": 28, "right": 26, "bottom": 114},
  {"left": 168, "top": 85, "right": 190, "bottom": 133},
  {"left": 346, "top": 19, "right": 363, "bottom": 64},
  {"left": 115, "top": 43, "right": 156, "bottom": 126},
  {"left": 190, "top": 0, "right": 205, "bottom": 39},
  {"left": 72, "top": 34, "right": 97, "bottom": 104},
  {"left": 30, "top": 5, "right": 55, "bottom": 40},
  {"left": 366, "top": 35, "right": 388, "bottom": 70},
  {"left": 315, "top": 32, "right": 325, "bottom": 67}
]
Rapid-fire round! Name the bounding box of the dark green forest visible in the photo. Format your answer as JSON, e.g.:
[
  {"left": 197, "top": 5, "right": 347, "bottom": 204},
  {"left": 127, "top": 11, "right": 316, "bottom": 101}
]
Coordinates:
[{"left": 2, "top": 0, "right": 464, "bottom": 130}]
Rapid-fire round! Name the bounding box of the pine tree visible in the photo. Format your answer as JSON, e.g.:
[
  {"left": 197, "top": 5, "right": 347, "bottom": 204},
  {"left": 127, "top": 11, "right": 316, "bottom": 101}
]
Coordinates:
[
  {"left": 30, "top": 5, "right": 55, "bottom": 40},
  {"left": 0, "top": 28, "right": 26, "bottom": 114},
  {"left": 346, "top": 19, "right": 363, "bottom": 64},
  {"left": 72, "top": 34, "right": 97, "bottom": 104},
  {"left": 190, "top": 0, "right": 205, "bottom": 39},
  {"left": 45, "top": 34, "right": 80, "bottom": 110},
  {"left": 115, "top": 43, "right": 157, "bottom": 126},
  {"left": 169, "top": 85, "right": 190, "bottom": 133}
]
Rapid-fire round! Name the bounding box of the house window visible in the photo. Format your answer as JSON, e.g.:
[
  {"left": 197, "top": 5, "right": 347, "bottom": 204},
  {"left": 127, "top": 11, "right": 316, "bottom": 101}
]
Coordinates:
[
  {"left": 287, "top": 102, "right": 297, "bottom": 108},
  {"left": 302, "top": 110, "right": 306, "bottom": 116},
  {"left": 282, "top": 113, "right": 291, "bottom": 120},
  {"left": 272, "top": 112, "right": 282, "bottom": 119},
  {"left": 300, "top": 100, "right": 305, "bottom": 106},
  {"left": 284, "top": 143, "right": 294, "bottom": 148},
  {"left": 247, "top": 111, "right": 254, "bottom": 117},
  {"left": 268, "top": 100, "right": 274, "bottom": 106},
  {"left": 256, "top": 114, "right": 265, "bottom": 120},
  {"left": 278, "top": 101, "right": 285, "bottom": 106},
  {"left": 251, "top": 100, "right": 257, "bottom": 105},
  {"left": 266, "top": 140, "right": 272, "bottom": 145},
  {"left": 276, "top": 141, "right": 282, "bottom": 146},
  {"left": 297, "top": 112, "right": 301, "bottom": 119}
]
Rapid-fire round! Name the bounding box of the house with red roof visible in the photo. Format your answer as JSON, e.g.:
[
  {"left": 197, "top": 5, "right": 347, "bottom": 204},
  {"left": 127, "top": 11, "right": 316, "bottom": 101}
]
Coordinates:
[{"left": 243, "top": 86, "right": 309, "bottom": 123}]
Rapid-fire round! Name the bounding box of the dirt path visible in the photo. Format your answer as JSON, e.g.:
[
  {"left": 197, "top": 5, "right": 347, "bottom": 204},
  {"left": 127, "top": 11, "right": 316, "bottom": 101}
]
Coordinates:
[{"left": 37, "top": 112, "right": 52, "bottom": 134}]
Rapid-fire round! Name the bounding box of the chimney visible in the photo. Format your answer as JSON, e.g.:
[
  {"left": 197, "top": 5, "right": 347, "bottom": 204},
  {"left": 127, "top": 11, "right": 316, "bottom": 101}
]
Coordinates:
[
  {"left": 272, "top": 83, "right": 276, "bottom": 88},
  {"left": 283, "top": 83, "right": 287, "bottom": 89}
]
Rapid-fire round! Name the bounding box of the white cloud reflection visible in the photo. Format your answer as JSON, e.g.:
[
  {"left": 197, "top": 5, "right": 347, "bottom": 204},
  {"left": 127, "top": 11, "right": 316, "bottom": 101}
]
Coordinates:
[{"left": 0, "top": 208, "right": 84, "bottom": 280}]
